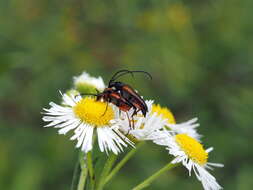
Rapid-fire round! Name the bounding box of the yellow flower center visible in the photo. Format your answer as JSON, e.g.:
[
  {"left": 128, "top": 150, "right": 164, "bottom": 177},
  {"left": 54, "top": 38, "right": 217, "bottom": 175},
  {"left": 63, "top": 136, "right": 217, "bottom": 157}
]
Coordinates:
[
  {"left": 175, "top": 134, "right": 208, "bottom": 165},
  {"left": 152, "top": 104, "right": 176, "bottom": 124},
  {"left": 73, "top": 97, "right": 114, "bottom": 127}
]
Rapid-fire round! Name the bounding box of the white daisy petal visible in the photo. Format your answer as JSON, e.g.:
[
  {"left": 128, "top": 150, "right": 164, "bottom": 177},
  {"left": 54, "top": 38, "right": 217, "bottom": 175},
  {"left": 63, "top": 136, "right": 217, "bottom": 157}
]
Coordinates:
[
  {"left": 167, "top": 117, "right": 202, "bottom": 141},
  {"left": 206, "top": 147, "right": 214, "bottom": 153},
  {"left": 207, "top": 162, "right": 224, "bottom": 168},
  {"left": 62, "top": 93, "right": 77, "bottom": 107},
  {"left": 58, "top": 121, "right": 80, "bottom": 135},
  {"left": 81, "top": 125, "right": 94, "bottom": 152},
  {"left": 53, "top": 119, "right": 79, "bottom": 129}
]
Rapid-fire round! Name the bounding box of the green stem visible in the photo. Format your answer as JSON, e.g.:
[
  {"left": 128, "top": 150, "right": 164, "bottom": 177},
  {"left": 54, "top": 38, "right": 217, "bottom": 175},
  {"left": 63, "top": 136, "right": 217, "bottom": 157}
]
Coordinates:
[
  {"left": 95, "top": 153, "right": 118, "bottom": 190},
  {"left": 77, "top": 152, "right": 88, "bottom": 190},
  {"left": 104, "top": 141, "right": 145, "bottom": 185},
  {"left": 132, "top": 162, "right": 180, "bottom": 190},
  {"left": 87, "top": 151, "right": 95, "bottom": 190},
  {"left": 70, "top": 156, "right": 80, "bottom": 190}
]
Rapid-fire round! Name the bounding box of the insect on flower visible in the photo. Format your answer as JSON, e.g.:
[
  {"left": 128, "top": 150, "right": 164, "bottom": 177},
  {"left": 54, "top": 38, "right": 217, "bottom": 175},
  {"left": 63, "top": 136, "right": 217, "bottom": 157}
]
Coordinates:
[{"left": 79, "top": 70, "right": 152, "bottom": 128}]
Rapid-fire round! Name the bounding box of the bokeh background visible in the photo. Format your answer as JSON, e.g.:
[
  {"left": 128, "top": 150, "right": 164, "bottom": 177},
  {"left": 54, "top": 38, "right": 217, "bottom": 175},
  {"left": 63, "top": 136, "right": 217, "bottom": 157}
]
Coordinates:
[{"left": 1, "top": 0, "right": 253, "bottom": 189}]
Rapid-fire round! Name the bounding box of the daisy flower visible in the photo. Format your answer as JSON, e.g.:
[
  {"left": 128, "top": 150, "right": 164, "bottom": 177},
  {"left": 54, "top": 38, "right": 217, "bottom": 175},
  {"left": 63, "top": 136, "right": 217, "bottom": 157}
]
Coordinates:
[
  {"left": 155, "top": 133, "right": 223, "bottom": 190},
  {"left": 73, "top": 71, "right": 105, "bottom": 93},
  {"left": 152, "top": 104, "right": 201, "bottom": 140},
  {"left": 42, "top": 93, "right": 133, "bottom": 155}
]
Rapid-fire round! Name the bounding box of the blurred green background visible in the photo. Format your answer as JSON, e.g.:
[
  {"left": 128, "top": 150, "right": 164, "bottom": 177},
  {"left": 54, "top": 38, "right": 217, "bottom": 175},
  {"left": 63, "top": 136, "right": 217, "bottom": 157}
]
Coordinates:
[{"left": 1, "top": 0, "right": 253, "bottom": 189}]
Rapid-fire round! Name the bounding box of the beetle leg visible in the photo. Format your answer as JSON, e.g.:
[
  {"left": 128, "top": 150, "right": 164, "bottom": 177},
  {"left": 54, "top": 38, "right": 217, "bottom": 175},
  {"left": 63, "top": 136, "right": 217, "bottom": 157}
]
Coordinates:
[
  {"left": 131, "top": 108, "right": 139, "bottom": 129},
  {"left": 125, "top": 127, "right": 130, "bottom": 137},
  {"left": 126, "top": 111, "right": 132, "bottom": 130},
  {"left": 131, "top": 108, "right": 140, "bottom": 118},
  {"left": 119, "top": 110, "right": 121, "bottom": 118},
  {"left": 101, "top": 101, "right": 109, "bottom": 117},
  {"left": 131, "top": 115, "right": 135, "bottom": 129}
]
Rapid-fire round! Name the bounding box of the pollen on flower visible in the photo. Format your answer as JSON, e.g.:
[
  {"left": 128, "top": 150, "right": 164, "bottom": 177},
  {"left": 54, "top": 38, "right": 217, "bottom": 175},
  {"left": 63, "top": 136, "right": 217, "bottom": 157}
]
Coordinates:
[
  {"left": 175, "top": 134, "right": 208, "bottom": 165},
  {"left": 152, "top": 104, "right": 176, "bottom": 124},
  {"left": 73, "top": 97, "right": 114, "bottom": 127}
]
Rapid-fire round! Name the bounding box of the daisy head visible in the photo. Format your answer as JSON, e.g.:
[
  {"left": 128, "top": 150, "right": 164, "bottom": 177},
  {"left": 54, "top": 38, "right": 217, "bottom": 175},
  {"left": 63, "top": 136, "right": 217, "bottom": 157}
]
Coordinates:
[
  {"left": 73, "top": 71, "right": 105, "bottom": 93},
  {"left": 152, "top": 104, "right": 201, "bottom": 140},
  {"left": 159, "top": 133, "right": 223, "bottom": 190},
  {"left": 42, "top": 93, "right": 133, "bottom": 155}
]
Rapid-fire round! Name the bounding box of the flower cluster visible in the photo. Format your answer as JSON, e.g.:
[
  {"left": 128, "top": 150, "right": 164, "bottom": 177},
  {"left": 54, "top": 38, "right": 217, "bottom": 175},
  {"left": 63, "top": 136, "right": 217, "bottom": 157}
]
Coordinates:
[{"left": 42, "top": 71, "right": 223, "bottom": 190}]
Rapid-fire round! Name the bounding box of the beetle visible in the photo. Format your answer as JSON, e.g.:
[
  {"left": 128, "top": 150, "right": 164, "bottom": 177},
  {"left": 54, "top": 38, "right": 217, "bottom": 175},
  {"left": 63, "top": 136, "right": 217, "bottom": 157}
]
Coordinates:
[
  {"left": 78, "top": 70, "right": 152, "bottom": 128},
  {"left": 108, "top": 70, "right": 152, "bottom": 117}
]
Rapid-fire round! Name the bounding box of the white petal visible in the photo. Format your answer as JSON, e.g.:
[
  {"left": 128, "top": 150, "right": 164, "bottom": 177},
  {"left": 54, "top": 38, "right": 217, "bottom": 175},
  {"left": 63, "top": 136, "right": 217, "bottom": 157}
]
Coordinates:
[
  {"left": 81, "top": 125, "right": 94, "bottom": 152},
  {"left": 58, "top": 120, "right": 80, "bottom": 135},
  {"left": 195, "top": 164, "right": 223, "bottom": 190}
]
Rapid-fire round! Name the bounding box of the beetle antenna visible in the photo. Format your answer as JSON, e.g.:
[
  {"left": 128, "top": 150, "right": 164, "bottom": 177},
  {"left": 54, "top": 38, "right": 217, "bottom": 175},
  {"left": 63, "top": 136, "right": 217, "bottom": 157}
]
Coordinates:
[
  {"left": 130, "top": 70, "right": 152, "bottom": 80},
  {"left": 109, "top": 70, "right": 132, "bottom": 84},
  {"left": 110, "top": 70, "right": 131, "bottom": 80},
  {"left": 101, "top": 102, "right": 109, "bottom": 117},
  {"left": 109, "top": 70, "right": 152, "bottom": 84}
]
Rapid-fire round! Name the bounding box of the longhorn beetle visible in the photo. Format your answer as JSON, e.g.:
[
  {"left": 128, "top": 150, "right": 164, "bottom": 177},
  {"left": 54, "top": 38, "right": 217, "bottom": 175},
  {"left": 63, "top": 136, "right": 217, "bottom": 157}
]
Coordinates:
[
  {"left": 79, "top": 70, "right": 152, "bottom": 128},
  {"left": 108, "top": 70, "right": 152, "bottom": 117}
]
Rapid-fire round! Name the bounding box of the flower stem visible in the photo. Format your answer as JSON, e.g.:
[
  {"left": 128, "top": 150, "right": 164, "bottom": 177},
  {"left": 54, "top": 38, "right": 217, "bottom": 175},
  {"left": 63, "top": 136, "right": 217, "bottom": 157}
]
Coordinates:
[
  {"left": 70, "top": 156, "right": 80, "bottom": 190},
  {"left": 104, "top": 141, "right": 145, "bottom": 185},
  {"left": 87, "top": 151, "right": 95, "bottom": 190},
  {"left": 77, "top": 152, "right": 88, "bottom": 190},
  {"left": 95, "top": 153, "right": 118, "bottom": 190},
  {"left": 132, "top": 162, "right": 180, "bottom": 190}
]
